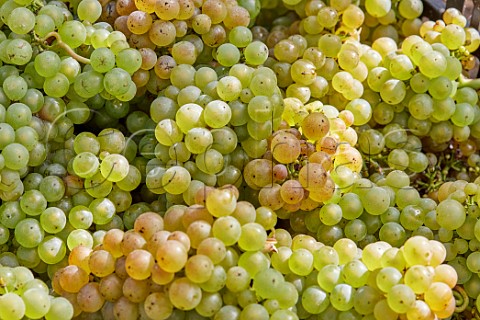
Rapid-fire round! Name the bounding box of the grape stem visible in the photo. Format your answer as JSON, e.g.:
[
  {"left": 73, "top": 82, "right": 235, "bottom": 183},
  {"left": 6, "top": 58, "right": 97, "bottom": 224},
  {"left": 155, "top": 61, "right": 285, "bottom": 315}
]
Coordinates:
[
  {"left": 40, "top": 32, "right": 91, "bottom": 65},
  {"left": 458, "top": 74, "right": 480, "bottom": 90},
  {"left": 453, "top": 285, "right": 469, "bottom": 313}
]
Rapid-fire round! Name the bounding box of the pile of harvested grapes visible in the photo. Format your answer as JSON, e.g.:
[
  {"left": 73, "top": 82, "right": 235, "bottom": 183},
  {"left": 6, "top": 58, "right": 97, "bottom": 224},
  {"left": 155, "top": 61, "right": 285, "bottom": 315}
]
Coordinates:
[{"left": 0, "top": 0, "right": 480, "bottom": 319}]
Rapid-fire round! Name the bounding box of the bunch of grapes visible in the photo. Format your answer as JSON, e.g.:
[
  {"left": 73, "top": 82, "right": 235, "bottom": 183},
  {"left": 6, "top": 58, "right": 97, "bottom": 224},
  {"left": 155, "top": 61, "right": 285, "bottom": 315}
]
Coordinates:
[
  {"left": 1, "top": 0, "right": 480, "bottom": 318},
  {"left": 0, "top": 265, "right": 74, "bottom": 319}
]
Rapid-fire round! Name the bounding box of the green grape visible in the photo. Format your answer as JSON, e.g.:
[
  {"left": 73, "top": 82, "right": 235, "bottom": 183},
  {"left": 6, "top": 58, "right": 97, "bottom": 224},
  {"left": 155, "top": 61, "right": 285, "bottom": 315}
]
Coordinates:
[
  {"left": 330, "top": 284, "right": 355, "bottom": 311},
  {"left": 34, "top": 14, "right": 55, "bottom": 37},
  {"left": 398, "top": 0, "right": 423, "bottom": 19},
  {"left": 362, "top": 241, "right": 392, "bottom": 271},
  {"left": 272, "top": 281, "right": 298, "bottom": 309},
  {"left": 43, "top": 72, "right": 70, "bottom": 98},
  {"left": 436, "top": 198, "right": 466, "bottom": 231},
  {"left": 45, "top": 297, "right": 74, "bottom": 320},
  {"left": 37, "top": 236, "right": 66, "bottom": 264},
  {"left": 7, "top": 7, "right": 35, "bottom": 34},
  {"left": 344, "top": 219, "right": 367, "bottom": 242},
  {"left": 441, "top": 23, "right": 466, "bottom": 50},
  {"left": 215, "top": 43, "right": 240, "bottom": 67},
  {"left": 40, "top": 207, "right": 66, "bottom": 234},
  {"left": 58, "top": 21, "right": 87, "bottom": 48},
  {"left": 402, "top": 236, "right": 434, "bottom": 267},
  {"left": 365, "top": 0, "right": 391, "bottom": 17},
  {"left": 451, "top": 102, "right": 475, "bottom": 126},
  {"left": 418, "top": 51, "right": 447, "bottom": 78},
  {"left": 379, "top": 222, "right": 407, "bottom": 247},
  {"left": 102, "top": 68, "right": 131, "bottom": 97},
  {"left": 34, "top": 51, "right": 61, "bottom": 78},
  {"left": 288, "top": 248, "right": 314, "bottom": 276},
  {"left": 0, "top": 222, "right": 9, "bottom": 245},
  {"left": 389, "top": 54, "right": 415, "bottom": 80},
  {"left": 360, "top": 186, "right": 390, "bottom": 215},
  {"left": 74, "top": 71, "right": 104, "bottom": 98},
  {"left": 145, "top": 166, "right": 166, "bottom": 194},
  {"left": 238, "top": 222, "right": 267, "bottom": 252},
  {"left": 301, "top": 285, "right": 330, "bottom": 314},
  {"left": 155, "top": 119, "right": 184, "bottom": 147},
  {"left": 6, "top": 39, "right": 32, "bottom": 66},
  {"left": 168, "top": 277, "right": 202, "bottom": 310},
  {"left": 214, "top": 305, "right": 240, "bottom": 320},
  {"left": 67, "top": 229, "right": 93, "bottom": 250},
  {"left": 177, "top": 85, "right": 201, "bottom": 105},
  {"left": 337, "top": 49, "right": 359, "bottom": 72},
  {"left": 78, "top": 0, "right": 102, "bottom": 22},
  {"left": 2, "top": 143, "right": 29, "bottom": 170},
  {"left": 184, "top": 127, "right": 213, "bottom": 154},
  {"left": 0, "top": 124, "right": 14, "bottom": 151},
  {"left": 244, "top": 41, "right": 269, "bottom": 65},
  {"left": 100, "top": 154, "right": 129, "bottom": 182},
  {"left": 229, "top": 26, "right": 252, "bottom": 47},
  {"left": 342, "top": 260, "right": 370, "bottom": 288},
  {"left": 342, "top": 4, "right": 365, "bottom": 29},
  {"left": 22, "top": 288, "right": 51, "bottom": 319},
  {"left": 428, "top": 76, "right": 453, "bottom": 100},
  {"left": 252, "top": 268, "right": 284, "bottom": 299},
  {"left": 217, "top": 75, "right": 242, "bottom": 101},
  {"left": 175, "top": 103, "right": 204, "bottom": 133},
  {"left": 385, "top": 284, "right": 416, "bottom": 314},
  {"left": 89, "top": 197, "right": 115, "bottom": 225},
  {"left": 374, "top": 299, "right": 398, "bottom": 320},
  {"left": 405, "top": 300, "right": 435, "bottom": 320},
  {"left": 409, "top": 73, "right": 430, "bottom": 94},
  {"left": 90, "top": 48, "right": 115, "bottom": 73},
  {"left": 204, "top": 100, "right": 232, "bottom": 128},
  {"left": 116, "top": 48, "right": 142, "bottom": 74},
  {"left": 162, "top": 165, "right": 191, "bottom": 195},
  {"left": 376, "top": 266, "right": 403, "bottom": 293},
  {"left": 404, "top": 265, "right": 434, "bottom": 294},
  {"left": 0, "top": 292, "right": 25, "bottom": 320},
  {"left": 3, "top": 75, "right": 27, "bottom": 101},
  {"left": 196, "top": 149, "right": 224, "bottom": 175},
  {"left": 316, "top": 6, "right": 339, "bottom": 28},
  {"left": 68, "top": 205, "right": 93, "bottom": 229},
  {"left": 226, "top": 265, "right": 250, "bottom": 293},
  {"left": 380, "top": 79, "right": 406, "bottom": 105},
  {"left": 73, "top": 152, "right": 99, "bottom": 178},
  {"left": 90, "top": 28, "right": 110, "bottom": 48}
]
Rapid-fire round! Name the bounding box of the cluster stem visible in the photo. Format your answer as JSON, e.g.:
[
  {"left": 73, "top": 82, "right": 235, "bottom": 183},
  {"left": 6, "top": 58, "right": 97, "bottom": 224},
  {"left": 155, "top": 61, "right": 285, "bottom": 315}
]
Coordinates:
[{"left": 41, "top": 32, "right": 91, "bottom": 65}]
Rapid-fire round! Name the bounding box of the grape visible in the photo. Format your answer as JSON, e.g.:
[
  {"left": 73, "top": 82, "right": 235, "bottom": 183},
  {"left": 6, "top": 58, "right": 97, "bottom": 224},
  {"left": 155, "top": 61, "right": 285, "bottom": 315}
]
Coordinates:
[
  {"left": 37, "top": 236, "right": 67, "bottom": 264},
  {"left": 204, "top": 100, "right": 232, "bottom": 128},
  {"left": 330, "top": 284, "right": 355, "bottom": 311},
  {"left": 15, "top": 218, "right": 44, "bottom": 248},
  {"left": 386, "top": 284, "right": 416, "bottom": 313},
  {"left": 436, "top": 199, "right": 466, "bottom": 231},
  {"left": 0, "top": 292, "right": 25, "bottom": 320},
  {"left": 22, "top": 288, "right": 51, "bottom": 319},
  {"left": 40, "top": 207, "right": 66, "bottom": 234},
  {"left": 168, "top": 277, "right": 202, "bottom": 310},
  {"left": 45, "top": 297, "right": 74, "bottom": 320}
]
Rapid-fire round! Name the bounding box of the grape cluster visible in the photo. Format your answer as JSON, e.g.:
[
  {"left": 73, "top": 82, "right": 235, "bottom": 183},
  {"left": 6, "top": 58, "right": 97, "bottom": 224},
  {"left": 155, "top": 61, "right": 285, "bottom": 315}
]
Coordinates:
[
  {"left": 0, "top": 265, "right": 74, "bottom": 319},
  {"left": 53, "top": 196, "right": 459, "bottom": 320},
  {"left": 248, "top": 108, "right": 362, "bottom": 214},
  {"left": 0, "top": 0, "right": 480, "bottom": 318}
]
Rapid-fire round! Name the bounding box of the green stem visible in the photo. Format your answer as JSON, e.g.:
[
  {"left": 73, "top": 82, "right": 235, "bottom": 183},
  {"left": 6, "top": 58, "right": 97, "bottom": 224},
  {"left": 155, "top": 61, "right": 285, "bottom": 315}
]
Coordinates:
[
  {"left": 453, "top": 285, "right": 469, "bottom": 313},
  {"left": 43, "top": 32, "right": 90, "bottom": 65},
  {"left": 458, "top": 74, "right": 480, "bottom": 90}
]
